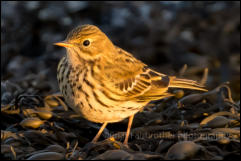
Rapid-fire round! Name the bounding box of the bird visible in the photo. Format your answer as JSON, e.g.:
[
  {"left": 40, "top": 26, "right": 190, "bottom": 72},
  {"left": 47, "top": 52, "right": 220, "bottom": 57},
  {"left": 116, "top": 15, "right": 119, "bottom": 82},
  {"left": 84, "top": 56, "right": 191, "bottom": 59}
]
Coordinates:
[{"left": 54, "top": 24, "right": 207, "bottom": 145}]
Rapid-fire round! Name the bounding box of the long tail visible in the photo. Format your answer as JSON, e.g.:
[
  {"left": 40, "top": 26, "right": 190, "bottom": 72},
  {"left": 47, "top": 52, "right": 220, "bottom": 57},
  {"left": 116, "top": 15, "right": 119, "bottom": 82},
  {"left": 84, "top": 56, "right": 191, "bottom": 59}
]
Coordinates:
[{"left": 169, "top": 77, "right": 208, "bottom": 91}]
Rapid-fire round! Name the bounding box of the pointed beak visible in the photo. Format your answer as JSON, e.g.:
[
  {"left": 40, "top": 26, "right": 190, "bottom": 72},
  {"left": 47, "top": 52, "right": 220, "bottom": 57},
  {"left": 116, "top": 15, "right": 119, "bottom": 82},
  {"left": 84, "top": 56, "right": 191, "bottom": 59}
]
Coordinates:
[{"left": 54, "top": 41, "right": 74, "bottom": 48}]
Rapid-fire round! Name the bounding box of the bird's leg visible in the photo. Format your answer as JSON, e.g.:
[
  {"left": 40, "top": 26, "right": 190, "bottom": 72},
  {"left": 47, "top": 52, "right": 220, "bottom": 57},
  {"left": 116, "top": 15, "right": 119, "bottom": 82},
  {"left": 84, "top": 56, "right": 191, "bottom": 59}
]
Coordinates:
[
  {"left": 92, "top": 122, "right": 108, "bottom": 143},
  {"left": 123, "top": 115, "right": 134, "bottom": 145}
]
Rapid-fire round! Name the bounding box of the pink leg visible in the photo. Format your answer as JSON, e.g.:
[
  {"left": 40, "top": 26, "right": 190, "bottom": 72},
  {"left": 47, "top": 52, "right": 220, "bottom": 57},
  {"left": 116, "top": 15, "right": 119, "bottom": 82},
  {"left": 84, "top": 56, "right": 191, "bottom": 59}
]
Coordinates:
[
  {"left": 123, "top": 115, "right": 134, "bottom": 145},
  {"left": 92, "top": 122, "right": 108, "bottom": 142}
]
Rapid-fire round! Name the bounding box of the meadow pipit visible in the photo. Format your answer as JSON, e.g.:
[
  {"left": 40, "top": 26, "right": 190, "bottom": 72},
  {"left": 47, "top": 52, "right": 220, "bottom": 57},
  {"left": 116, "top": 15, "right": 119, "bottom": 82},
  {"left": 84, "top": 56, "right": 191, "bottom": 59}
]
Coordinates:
[{"left": 55, "top": 25, "right": 207, "bottom": 145}]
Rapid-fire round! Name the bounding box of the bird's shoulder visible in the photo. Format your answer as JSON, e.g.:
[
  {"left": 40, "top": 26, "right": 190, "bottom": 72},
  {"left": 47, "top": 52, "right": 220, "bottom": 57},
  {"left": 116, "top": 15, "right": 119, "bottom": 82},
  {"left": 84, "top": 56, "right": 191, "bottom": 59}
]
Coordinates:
[
  {"left": 114, "top": 46, "right": 145, "bottom": 74},
  {"left": 99, "top": 46, "right": 146, "bottom": 82}
]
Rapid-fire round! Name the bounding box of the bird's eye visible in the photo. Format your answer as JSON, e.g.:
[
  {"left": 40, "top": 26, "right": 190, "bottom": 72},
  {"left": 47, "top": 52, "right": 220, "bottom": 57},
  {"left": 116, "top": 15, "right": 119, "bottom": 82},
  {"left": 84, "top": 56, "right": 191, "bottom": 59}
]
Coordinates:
[{"left": 83, "top": 40, "right": 90, "bottom": 46}]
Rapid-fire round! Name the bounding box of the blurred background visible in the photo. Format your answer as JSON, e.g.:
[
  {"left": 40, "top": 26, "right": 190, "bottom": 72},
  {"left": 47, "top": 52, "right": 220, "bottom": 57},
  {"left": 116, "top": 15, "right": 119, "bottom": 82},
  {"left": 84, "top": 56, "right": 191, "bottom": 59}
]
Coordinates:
[{"left": 1, "top": 1, "right": 240, "bottom": 100}]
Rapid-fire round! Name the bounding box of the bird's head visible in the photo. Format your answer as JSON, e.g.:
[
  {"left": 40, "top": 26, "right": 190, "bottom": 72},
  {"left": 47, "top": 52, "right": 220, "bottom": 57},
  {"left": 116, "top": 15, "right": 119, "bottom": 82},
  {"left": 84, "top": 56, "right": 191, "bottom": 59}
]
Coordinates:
[{"left": 54, "top": 25, "right": 115, "bottom": 62}]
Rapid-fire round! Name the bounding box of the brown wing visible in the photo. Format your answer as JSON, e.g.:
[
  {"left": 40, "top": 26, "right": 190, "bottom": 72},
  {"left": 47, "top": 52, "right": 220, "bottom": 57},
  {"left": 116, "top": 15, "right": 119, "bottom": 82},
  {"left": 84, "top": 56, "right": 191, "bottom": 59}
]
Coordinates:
[
  {"left": 107, "top": 46, "right": 172, "bottom": 100},
  {"left": 100, "top": 46, "right": 206, "bottom": 102}
]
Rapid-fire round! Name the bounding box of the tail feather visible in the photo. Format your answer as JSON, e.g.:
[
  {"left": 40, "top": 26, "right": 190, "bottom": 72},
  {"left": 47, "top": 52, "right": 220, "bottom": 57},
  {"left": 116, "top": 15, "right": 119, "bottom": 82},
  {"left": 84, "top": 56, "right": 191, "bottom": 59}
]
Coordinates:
[{"left": 169, "top": 77, "right": 208, "bottom": 91}]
